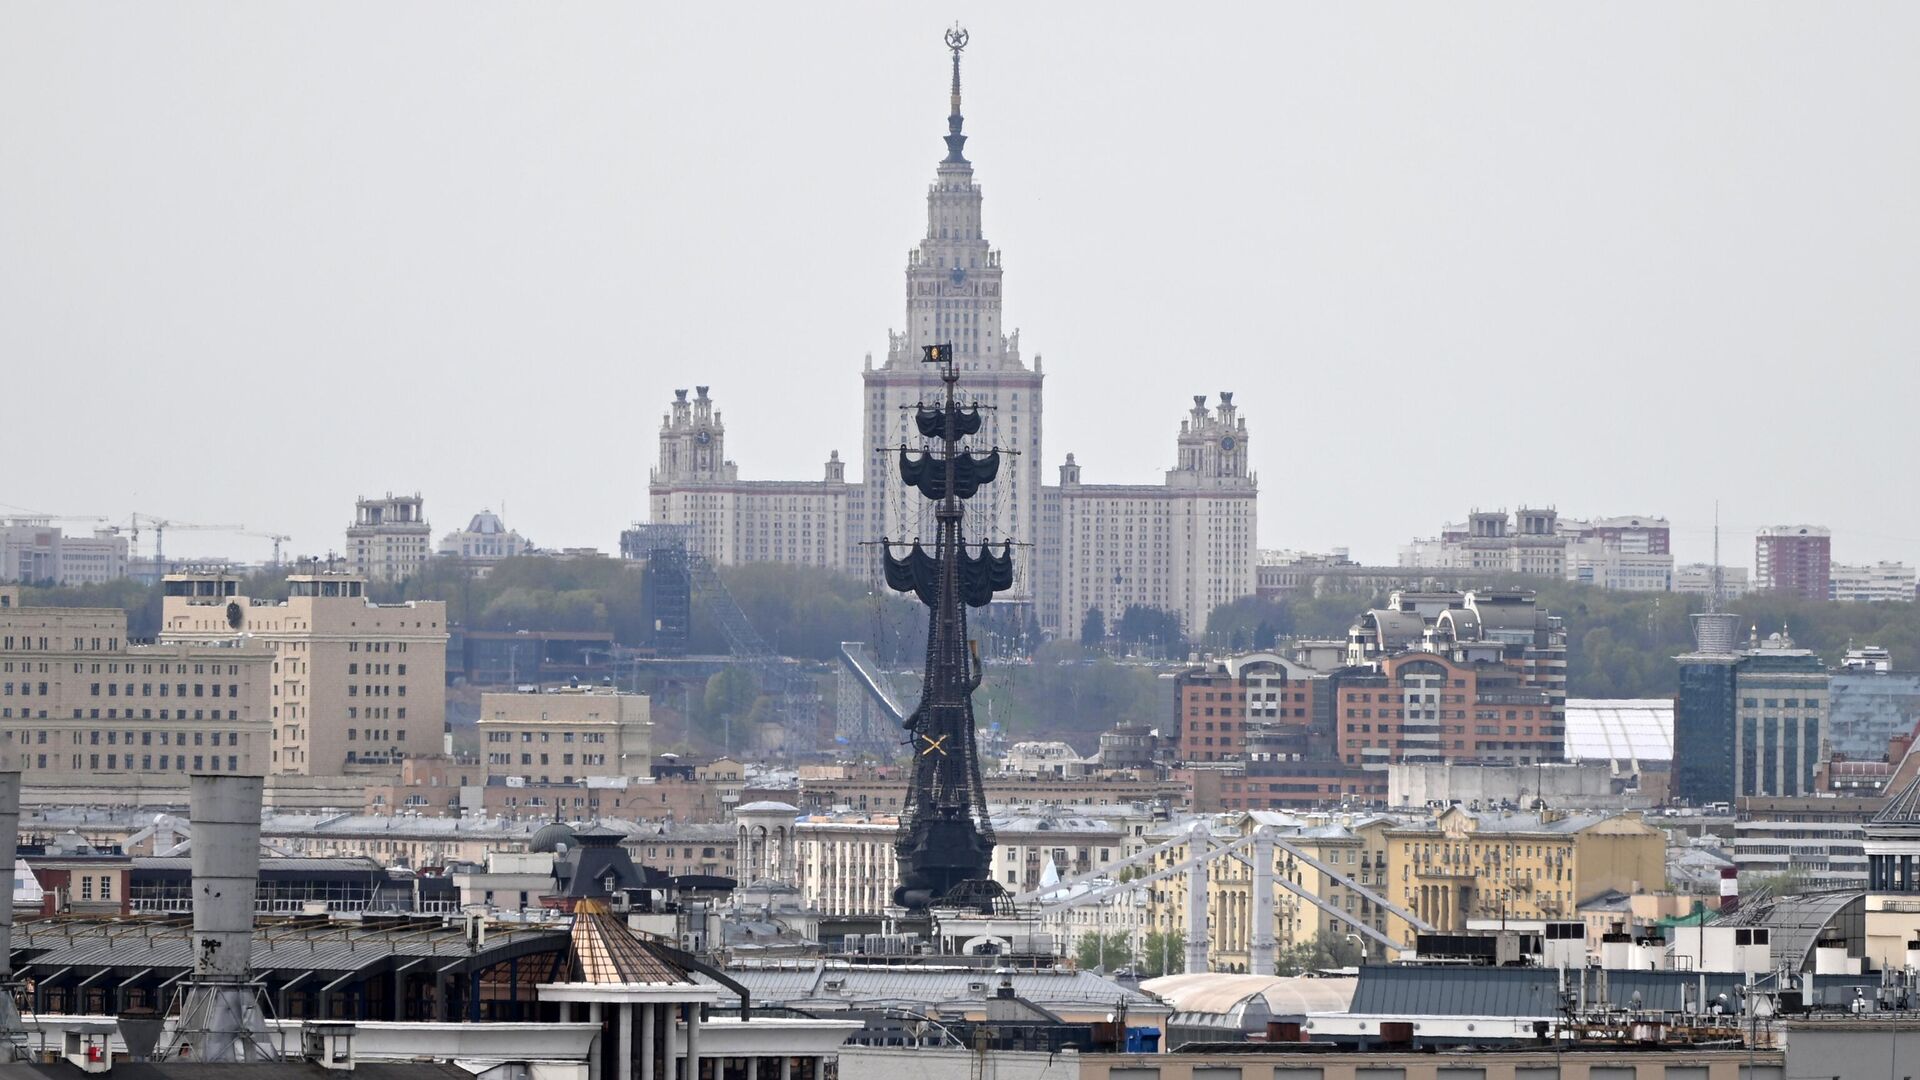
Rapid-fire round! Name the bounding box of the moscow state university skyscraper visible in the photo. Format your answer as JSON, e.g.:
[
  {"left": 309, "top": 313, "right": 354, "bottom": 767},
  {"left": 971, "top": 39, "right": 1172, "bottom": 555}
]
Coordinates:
[{"left": 861, "top": 29, "right": 1044, "bottom": 615}]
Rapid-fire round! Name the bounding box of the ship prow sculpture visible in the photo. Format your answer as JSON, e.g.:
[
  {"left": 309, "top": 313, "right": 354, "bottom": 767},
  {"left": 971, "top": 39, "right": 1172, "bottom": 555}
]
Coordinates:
[{"left": 882, "top": 342, "right": 1015, "bottom": 912}]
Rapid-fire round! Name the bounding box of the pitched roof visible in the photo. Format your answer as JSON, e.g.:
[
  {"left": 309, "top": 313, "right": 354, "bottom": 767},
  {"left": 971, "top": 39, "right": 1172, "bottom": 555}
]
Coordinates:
[
  {"left": 1875, "top": 773, "right": 1920, "bottom": 825},
  {"left": 567, "top": 898, "right": 696, "bottom": 985}
]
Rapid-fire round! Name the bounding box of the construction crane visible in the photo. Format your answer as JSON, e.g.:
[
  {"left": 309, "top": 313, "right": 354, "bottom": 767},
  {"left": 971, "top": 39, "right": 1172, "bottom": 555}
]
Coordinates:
[
  {"left": 0, "top": 504, "right": 110, "bottom": 527},
  {"left": 244, "top": 532, "right": 293, "bottom": 566},
  {"left": 124, "top": 514, "right": 246, "bottom": 573}
]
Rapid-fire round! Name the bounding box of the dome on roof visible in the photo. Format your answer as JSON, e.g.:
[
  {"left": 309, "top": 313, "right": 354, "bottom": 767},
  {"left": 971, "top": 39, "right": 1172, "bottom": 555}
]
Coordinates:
[
  {"left": 466, "top": 510, "right": 507, "bottom": 535},
  {"left": 735, "top": 800, "right": 801, "bottom": 815},
  {"left": 530, "top": 820, "right": 578, "bottom": 853}
]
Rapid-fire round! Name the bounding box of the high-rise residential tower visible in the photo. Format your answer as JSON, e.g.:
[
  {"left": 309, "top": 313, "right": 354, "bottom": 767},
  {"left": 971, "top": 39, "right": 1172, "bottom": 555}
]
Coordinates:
[{"left": 1755, "top": 524, "right": 1832, "bottom": 601}]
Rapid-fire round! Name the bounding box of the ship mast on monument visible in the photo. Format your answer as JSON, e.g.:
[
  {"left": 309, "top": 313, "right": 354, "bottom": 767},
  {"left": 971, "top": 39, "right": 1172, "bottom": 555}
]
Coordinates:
[{"left": 882, "top": 324, "right": 1016, "bottom": 911}]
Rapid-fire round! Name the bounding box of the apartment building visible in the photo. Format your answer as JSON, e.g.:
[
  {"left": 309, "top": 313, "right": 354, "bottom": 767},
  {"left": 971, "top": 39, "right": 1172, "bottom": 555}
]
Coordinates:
[
  {"left": 0, "top": 586, "right": 273, "bottom": 783},
  {"left": 159, "top": 571, "right": 447, "bottom": 776},
  {"left": 1400, "top": 510, "right": 1674, "bottom": 592},
  {"left": 1335, "top": 653, "right": 1560, "bottom": 767},
  {"left": 1172, "top": 652, "right": 1319, "bottom": 763},
  {"left": 477, "top": 687, "right": 652, "bottom": 786},
  {"left": 1755, "top": 524, "right": 1831, "bottom": 600}
]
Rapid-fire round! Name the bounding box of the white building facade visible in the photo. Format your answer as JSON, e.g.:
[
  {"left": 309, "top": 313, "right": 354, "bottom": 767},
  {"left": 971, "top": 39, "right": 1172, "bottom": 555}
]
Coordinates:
[
  {"left": 647, "top": 387, "right": 854, "bottom": 572},
  {"left": 1831, "top": 561, "right": 1916, "bottom": 603},
  {"left": 1056, "top": 394, "right": 1257, "bottom": 638},
  {"left": 0, "top": 520, "right": 129, "bottom": 586}
]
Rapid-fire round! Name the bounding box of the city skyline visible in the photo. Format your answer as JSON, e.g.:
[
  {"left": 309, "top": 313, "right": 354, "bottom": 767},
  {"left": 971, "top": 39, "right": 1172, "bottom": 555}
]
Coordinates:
[{"left": 4, "top": 7, "right": 1917, "bottom": 569}]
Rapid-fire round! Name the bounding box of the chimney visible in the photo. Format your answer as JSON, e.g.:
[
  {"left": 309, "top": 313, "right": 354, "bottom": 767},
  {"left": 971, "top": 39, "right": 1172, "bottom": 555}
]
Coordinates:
[
  {"left": 161, "top": 774, "right": 278, "bottom": 1062},
  {"left": 0, "top": 770, "right": 21, "bottom": 1047}
]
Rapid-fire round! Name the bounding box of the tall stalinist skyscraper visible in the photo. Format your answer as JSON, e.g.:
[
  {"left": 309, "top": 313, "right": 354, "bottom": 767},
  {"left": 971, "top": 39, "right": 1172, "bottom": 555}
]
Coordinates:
[{"left": 861, "top": 28, "right": 1043, "bottom": 608}]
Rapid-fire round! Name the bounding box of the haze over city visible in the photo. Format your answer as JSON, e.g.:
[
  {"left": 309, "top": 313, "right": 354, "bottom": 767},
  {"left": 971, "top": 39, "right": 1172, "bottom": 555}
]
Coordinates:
[
  {"left": 5, "top": 4, "right": 1917, "bottom": 567},
  {"left": 14, "top": 10, "right": 1920, "bottom": 1078}
]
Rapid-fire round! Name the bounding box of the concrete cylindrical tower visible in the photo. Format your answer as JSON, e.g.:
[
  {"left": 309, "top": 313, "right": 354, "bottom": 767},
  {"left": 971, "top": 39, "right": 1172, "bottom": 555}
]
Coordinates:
[
  {"left": 0, "top": 769, "right": 22, "bottom": 1055},
  {"left": 192, "top": 774, "right": 264, "bottom": 979},
  {"left": 164, "top": 773, "right": 272, "bottom": 1063},
  {"left": 0, "top": 771, "right": 20, "bottom": 984}
]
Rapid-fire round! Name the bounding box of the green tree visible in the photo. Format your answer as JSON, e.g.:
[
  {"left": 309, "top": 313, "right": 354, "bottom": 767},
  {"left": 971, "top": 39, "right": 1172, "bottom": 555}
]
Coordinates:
[
  {"left": 1115, "top": 605, "right": 1185, "bottom": 659},
  {"left": 1080, "top": 606, "right": 1107, "bottom": 649},
  {"left": 700, "top": 667, "right": 760, "bottom": 754},
  {"left": 1074, "top": 931, "right": 1134, "bottom": 972},
  {"left": 1139, "top": 931, "right": 1185, "bottom": 978}
]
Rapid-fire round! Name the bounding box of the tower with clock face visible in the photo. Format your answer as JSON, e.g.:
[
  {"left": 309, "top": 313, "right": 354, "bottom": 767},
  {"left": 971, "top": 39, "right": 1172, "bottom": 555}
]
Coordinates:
[
  {"left": 654, "top": 385, "right": 734, "bottom": 486},
  {"left": 862, "top": 30, "right": 1045, "bottom": 620}
]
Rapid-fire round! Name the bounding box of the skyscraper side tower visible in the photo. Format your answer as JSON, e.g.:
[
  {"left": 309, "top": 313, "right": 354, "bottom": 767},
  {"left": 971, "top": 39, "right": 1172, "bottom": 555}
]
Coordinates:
[{"left": 863, "top": 28, "right": 1043, "bottom": 610}]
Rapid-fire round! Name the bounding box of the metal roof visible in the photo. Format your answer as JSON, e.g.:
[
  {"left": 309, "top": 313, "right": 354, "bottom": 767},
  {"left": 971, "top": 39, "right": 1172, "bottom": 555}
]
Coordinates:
[
  {"left": 704, "top": 963, "right": 1161, "bottom": 1012},
  {"left": 134, "top": 856, "right": 382, "bottom": 874},
  {"left": 566, "top": 899, "right": 695, "bottom": 985},
  {"left": 1349, "top": 963, "right": 1885, "bottom": 1018},
  {"left": 1141, "top": 973, "right": 1356, "bottom": 1015},
  {"left": 12, "top": 915, "right": 565, "bottom": 977},
  {"left": 0, "top": 1064, "right": 475, "bottom": 1079},
  {"left": 1719, "top": 890, "right": 1866, "bottom": 972},
  {"left": 1564, "top": 698, "right": 1674, "bottom": 764}
]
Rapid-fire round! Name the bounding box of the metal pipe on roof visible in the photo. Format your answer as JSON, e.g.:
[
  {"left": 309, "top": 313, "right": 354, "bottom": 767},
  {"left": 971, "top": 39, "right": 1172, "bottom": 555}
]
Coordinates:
[
  {"left": 164, "top": 774, "right": 275, "bottom": 1064},
  {"left": 0, "top": 771, "right": 20, "bottom": 1008}
]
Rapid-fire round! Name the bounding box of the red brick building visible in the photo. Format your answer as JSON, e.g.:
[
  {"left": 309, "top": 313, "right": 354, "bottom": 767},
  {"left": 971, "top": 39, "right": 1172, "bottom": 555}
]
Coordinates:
[
  {"left": 1756, "top": 525, "right": 1832, "bottom": 601},
  {"left": 1335, "top": 653, "right": 1560, "bottom": 766},
  {"left": 1173, "top": 653, "right": 1319, "bottom": 763}
]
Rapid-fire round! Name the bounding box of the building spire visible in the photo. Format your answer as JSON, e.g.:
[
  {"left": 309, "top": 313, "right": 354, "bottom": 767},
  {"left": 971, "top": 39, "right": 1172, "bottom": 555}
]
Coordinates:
[{"left": 942, "top": 24, "right": 970, "bottom": 165}]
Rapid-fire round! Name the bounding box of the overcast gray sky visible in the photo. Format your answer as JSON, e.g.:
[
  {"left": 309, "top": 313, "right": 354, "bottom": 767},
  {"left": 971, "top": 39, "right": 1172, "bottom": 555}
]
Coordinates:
[{"left": 4, "top": 4, "right": 1916, "bottom": 570}]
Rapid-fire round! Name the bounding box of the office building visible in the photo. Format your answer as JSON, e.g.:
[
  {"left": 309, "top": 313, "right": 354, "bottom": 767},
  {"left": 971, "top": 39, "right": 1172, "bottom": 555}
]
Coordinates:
[
  {"left": 0, "top": 586, "right": 273, "bottom": 784},
  {"left": 160, "top": 571, "right": 447, "bottom": 775},
  {"left": 1674, "top": 614, "right": 1829, "bottom": 804},
  {"left": 478, "top": 687, "right": 652, "bottom": 786},
  {"left": 1827, "top": 646, "right": 1920, "bottom": 761},
  {"left": 0, "top": 519, "right": 129, "bottom": 586}
]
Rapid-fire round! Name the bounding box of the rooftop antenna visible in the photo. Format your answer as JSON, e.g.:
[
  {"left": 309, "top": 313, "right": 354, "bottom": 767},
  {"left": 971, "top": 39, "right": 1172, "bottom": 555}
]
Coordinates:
[{"left": 1708, "top": 500, "right": 1724, "bottom": 614}]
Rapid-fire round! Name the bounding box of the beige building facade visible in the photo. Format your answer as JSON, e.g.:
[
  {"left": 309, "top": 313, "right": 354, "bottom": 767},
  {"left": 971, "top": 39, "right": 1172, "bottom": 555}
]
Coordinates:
[
  {"left": 160, "top": 571, "right": 447, "bottom": 776},
  {"left": 478, "top": 687, "right": 652, "bottom": 786},
  {"left": 347, "top": 493, "right": 433, "bottom": 583},
  {"left": 0, "top": 586, "right": 273, "bottom": 783},
  {"left": 1142, "top": 807, "right": 1667, "bottom": 969}
]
